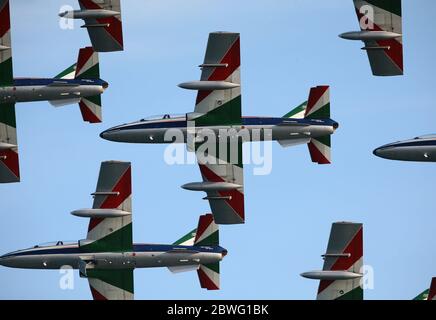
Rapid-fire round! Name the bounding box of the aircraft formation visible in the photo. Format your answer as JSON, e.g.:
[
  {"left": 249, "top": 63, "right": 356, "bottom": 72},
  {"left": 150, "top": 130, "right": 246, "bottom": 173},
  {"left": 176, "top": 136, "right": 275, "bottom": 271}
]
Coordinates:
[{"left": 0, "top": 0, "right": 435, "bottom": 300}]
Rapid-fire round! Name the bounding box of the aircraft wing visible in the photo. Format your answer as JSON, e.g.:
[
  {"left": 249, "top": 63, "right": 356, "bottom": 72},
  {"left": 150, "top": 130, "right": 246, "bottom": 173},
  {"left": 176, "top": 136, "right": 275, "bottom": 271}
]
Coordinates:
[
  {"left": 0, "top": 103, "right": 19, "bottom": 183},
  {"left": 197, "top": 147, "right": 245, "bottom": 225},
  {"left": 0, "top": 1, "right": 19, "bottom": 183},
  {"left": 187, "top": 32, "right": 241, "bottom": 124},
  {"left": 87, "top": 269, "right": 134, "bottom": 300},
  {"left": 317, "top": 222, "right": 363, "bottom": 300},
  {"left": 84, "top": 161, "right": 133, "bottom": 252},
  {"left": 78, "top": 0, "right": 123, "bottom": 52},
  {"left": 182, "top": 33, "right": 245, "bottom": 225},
  {"left": 353, "top": 0, "right": 403, "bottom": 76}
]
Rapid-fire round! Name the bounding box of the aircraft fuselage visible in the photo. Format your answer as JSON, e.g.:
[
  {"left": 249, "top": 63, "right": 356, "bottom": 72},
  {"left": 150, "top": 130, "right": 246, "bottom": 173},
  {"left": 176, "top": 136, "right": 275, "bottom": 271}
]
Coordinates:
[
  {"left": 100, "top": 115, "right": 339, "bottom": 144},
  {"left": 0, "top": 243, "right": 226, "bottom": 270},
  {"left": 373, "top": 136, "right": 436, "bottom": 162},
  {"left": 0, "top": 78, "right": 108, "bottom": 104}
]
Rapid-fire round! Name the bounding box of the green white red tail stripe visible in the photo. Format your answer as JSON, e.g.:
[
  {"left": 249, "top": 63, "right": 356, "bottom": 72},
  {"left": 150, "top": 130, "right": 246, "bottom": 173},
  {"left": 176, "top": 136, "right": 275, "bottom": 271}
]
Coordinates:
[
  {"left": 304, "top": 86, "right": 330, "bottom": 119},
  {"left": 199, "top": 163, "right": 245, "bottom": 224},
  {"left": 197, "top": 263, "right": 220, "bottom": 290},
  {"left": 0, "top": 0, "right": 12, "bottom": 87},
  {"left": 354, "top": 0, "right": 403, "bottom": 75},
  {"left": 82, "top": 161, "right": 132, "bottom": 253},
  {"left": 74, "top": 47, "right": 103, "bottom": 123},
  {"left": 79, "top": 0, "right": 123, "bottom": 52},
  {"left": 194, "top": 214, "right": 219, "bottom": 246},
  {"left": 87, "top": 269, "right": 134, "bottom": 300},
  {"left": 317, "top": 222, "right": 364, "bottom": 300},
  {"left": 79, "top": 95, "right": 102, "bottom": 123},
  {"left": 304, "top": 86, "right": 332, "bottom": 164},
  {"left": 173, "top": 228, "right": 197, "bottom": 246},
  {"left": 308, "top": 136, "right": 331, "bottom": 165},
  {"left": 283, "top": 101, "right": 307, "bottom": 119},
  {"left": 193, "top": 32, "right": 241, "bottom": 127},
  {"left": 75, "top": 46, "right": 100, "bottom": 79},
  {"left": 54, "top": 63, "right": 77, "bottom": 80}
]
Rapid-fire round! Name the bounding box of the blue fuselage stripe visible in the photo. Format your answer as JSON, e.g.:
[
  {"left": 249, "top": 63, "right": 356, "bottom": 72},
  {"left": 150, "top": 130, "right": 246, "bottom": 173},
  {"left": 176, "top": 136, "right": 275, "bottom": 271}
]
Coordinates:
[
  {"left": 116, "top": 118, "right": 336, "bottom": 131},
  {"left": 2, "top": 244, "right": 224, "bottom": 258},
  {"left": 12, "top": 78, "right": 106, "bottom": 87}
]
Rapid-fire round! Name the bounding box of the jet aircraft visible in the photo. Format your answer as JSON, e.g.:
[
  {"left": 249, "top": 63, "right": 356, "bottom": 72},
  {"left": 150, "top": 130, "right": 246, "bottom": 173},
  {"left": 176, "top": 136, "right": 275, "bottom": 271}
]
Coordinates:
[
  {"left": 100, "top": 32, "right": 339, "bottom": 225},
  {"left": 0, "top": 161, "right": 227, "bottom": 300},
  {"left": 0, "top": 0, "right": 108, "bottom": 183},
  {"left": 340, "top": 0, "right": 403, "bottom": 76},
  {"left": 301, "top": 222, "right": 364, "bottom": 300},
  {"left": 59, "top": 0, "right": 124, "bottom": 52},
  {"left": 373, "top": 135, "right": 436, "bottom": 162}
]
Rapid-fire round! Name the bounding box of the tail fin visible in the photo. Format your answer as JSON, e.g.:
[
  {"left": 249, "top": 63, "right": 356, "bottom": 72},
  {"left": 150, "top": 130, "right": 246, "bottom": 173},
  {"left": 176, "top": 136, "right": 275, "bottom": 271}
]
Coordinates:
[
  {"left": 75, "top": 161, "right": 133, "bottom": 253},
  {"left": 79, "top": 95, "right": 102, "bottom": 123},
  {"left": 305, "top": 85, "right": 330, "bottom": 119},
  {"left": 194, "top": 214, "right": 219, "bottom": 246},
  {"left": 414, "top": 278, "right": 436, "bottom": 300},
  {"left": 306, "top": 86, "right": 332, "bottom": 164},
  {"left": 301, "top": 222, "right": 364, "bottom": 300},
  {"left": 195, "top": 214, "right": 220, "bottom": 290},
  {"left": 76, "top": 47, "right": 102, "bottom": 123},
  {"left": 75, "top": 46, "right": 100, "bottom": 79},
  {"left": 0, "top": 0, "right": 13, "bottom": 87},
  {"left": 429, "top": 278, "right": 436, "bottom": 301},
  {"left": 308, "top": 136, "right": 331, "bottom": 164},
  {"left": 198, "top": 263, "right": 220, "bottom": 290}
]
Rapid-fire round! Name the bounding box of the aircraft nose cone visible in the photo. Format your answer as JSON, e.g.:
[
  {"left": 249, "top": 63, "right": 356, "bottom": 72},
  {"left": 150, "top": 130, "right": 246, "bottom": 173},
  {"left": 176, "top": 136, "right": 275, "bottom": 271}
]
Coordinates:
[
  {"left": 333, "top": 121, "right": 339, "bottom": 130},
  {"left": 373, "top": 148, "right": 380, "bottom": 157},
  {"left": 100, "top": 130, "right": 108, "bottom": 140},
  {"left": 221, "top": 249, "right": 228, "bottom": 258},
  {"left": 0, "top": 255, "right": 10, "bottom": 267}
]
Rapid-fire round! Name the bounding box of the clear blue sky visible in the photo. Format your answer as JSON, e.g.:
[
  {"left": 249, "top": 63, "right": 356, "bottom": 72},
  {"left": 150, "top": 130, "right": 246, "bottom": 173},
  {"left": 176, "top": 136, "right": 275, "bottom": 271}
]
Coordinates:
[{"left": 1, "top": 0, "right": 435, "bottom": 300}]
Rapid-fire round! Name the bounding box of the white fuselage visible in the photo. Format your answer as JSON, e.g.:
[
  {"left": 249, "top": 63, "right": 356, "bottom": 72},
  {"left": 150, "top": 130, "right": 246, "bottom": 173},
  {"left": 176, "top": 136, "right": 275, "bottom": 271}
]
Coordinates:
[
  {"left": 0, "top": 78, "right": 106, "bottom": 104},
  {"left": 0, "top": 243, "right": 224, "bottom": 270},
  {"left": 100, "top": 116, "right": 338, "bottom": 144}
]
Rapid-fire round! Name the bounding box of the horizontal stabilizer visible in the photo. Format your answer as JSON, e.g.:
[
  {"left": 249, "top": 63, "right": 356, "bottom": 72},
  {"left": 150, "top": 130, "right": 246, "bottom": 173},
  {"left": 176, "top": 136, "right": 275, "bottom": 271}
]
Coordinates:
[
  {"left": 49, "top": 98, "right": 81, "bottom": 107},
  {"left": 278, "top": 137, "right": 311, "bottom": 148},
  {"left": 168, "top": 265, "right": 199, "bottom": 274}
]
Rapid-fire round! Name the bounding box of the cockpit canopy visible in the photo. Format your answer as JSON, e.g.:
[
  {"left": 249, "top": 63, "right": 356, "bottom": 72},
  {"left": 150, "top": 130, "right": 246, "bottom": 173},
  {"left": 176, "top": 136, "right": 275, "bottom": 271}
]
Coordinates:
[
  {"left": 32, "top": 241, "right": 76, "bottom": 248},
  {"left": 414, "top": 134, "right": 436, "bottom": 140},
  {"left": 139, "top": 114, "right": 185, "bottom": 122}
]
